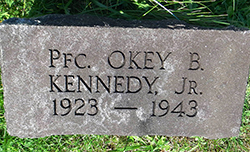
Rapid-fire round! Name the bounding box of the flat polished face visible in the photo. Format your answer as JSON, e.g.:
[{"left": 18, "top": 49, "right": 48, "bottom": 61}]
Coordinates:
[{"left": 1, "top": 25, "right": 249, "bottom": 139}]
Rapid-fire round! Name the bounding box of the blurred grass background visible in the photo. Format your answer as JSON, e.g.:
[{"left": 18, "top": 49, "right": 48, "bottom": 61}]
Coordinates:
[{"left": 0, "top": 0, "right": 250, "bottom": 151}]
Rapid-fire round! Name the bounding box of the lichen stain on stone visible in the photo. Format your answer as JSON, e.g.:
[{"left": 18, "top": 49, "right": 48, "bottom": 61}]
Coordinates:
[
  {"left": 100, "top": 94, "right": 130, "bottom": 125},
  {"left": 136, "top": 107, "right": 149, "bottom": 121}
]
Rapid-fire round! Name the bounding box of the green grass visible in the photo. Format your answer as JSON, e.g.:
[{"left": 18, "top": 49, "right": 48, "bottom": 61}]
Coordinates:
[{"left": 0, "top": 0, "right": 250, "bottom": 151}]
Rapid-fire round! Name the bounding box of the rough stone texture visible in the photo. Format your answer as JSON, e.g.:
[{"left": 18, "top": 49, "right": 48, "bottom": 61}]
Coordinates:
[{"left": 0, "top": 17, "right": 250, "bottom": 139}]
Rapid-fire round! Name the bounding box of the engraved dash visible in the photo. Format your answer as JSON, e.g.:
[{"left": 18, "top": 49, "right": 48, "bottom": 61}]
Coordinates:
[{"left": 114, "top": 107, "right": 138, "bottom": 110}]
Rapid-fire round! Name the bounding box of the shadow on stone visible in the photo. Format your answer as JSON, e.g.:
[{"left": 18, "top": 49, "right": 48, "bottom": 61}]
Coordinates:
[{"left": 2, "top": 14, "right": 249, "bottom": 31}]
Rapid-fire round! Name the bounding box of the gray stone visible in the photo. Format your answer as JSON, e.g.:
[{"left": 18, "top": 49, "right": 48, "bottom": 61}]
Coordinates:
[{"left": 0, "top": 17, "right": 250, "bottom": 139}]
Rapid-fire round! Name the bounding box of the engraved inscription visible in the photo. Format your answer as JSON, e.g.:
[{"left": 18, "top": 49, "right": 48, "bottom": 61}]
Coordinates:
[
  {"left": 49, "top": 49, "right": 202, "bottom": 118},
  {"left": 52, "top": 98, "right": 98, "bottom": 116},
  {"left": 2, "top": 25, "right": 249, "bottom": 139}
]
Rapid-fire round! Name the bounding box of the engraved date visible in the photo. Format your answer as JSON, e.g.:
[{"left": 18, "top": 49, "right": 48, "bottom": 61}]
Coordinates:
[
  {"left": 151, "top": 100, "right": 198, "bottom": 117},
  {"left": 52, "top": 98, "right": 98, "bottom": 116}
]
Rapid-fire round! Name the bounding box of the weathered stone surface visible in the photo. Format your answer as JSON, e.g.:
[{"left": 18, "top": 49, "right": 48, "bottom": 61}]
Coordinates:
[{"left": 0, "top": 22, "right": 249, "bottom": 139}]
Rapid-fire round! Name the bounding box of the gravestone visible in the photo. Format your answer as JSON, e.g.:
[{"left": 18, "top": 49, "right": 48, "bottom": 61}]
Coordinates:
[{"left": 0, "top": 15, "right": 249, "bottom": 139}]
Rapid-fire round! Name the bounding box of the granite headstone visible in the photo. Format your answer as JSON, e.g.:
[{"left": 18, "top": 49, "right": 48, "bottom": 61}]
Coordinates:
[{"left": 0, "top": 15, "right": 249, "bottom": 139}]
